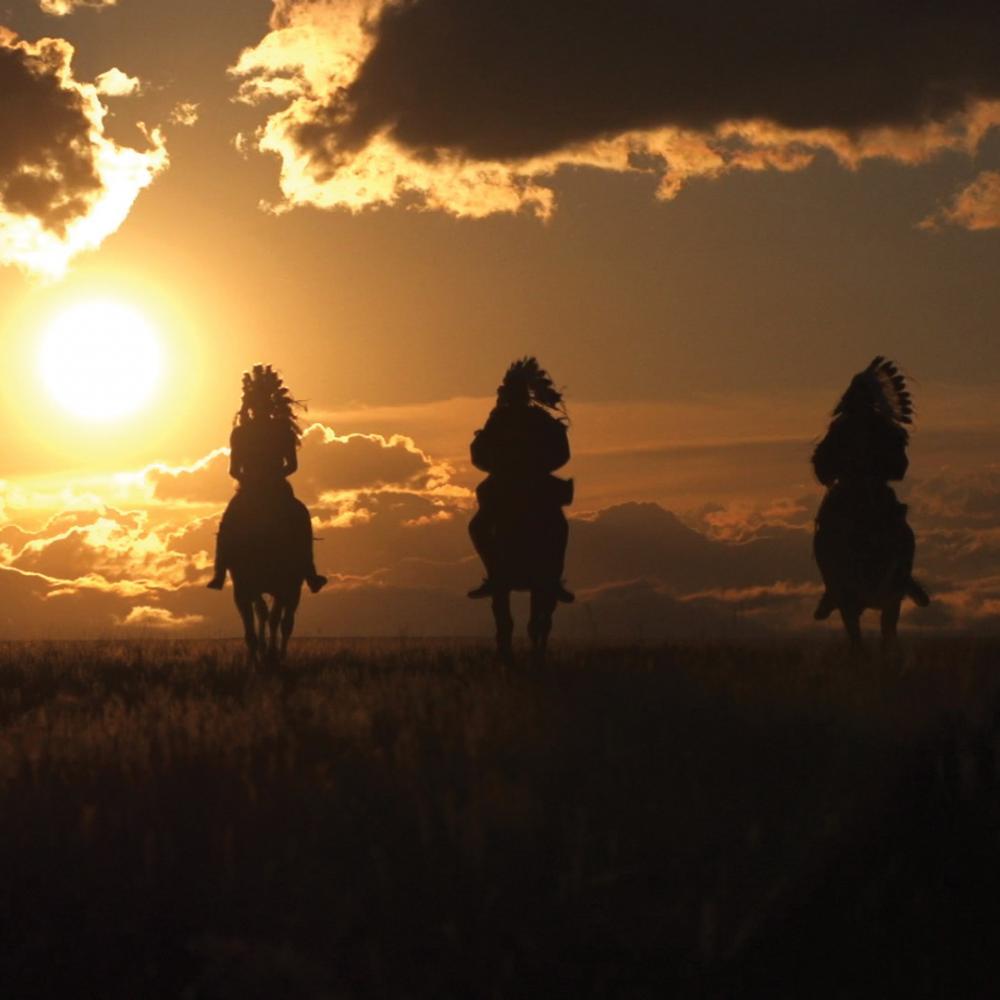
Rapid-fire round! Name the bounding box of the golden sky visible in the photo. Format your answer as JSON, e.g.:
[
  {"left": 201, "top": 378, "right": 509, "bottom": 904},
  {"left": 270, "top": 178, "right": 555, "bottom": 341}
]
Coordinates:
[{"left": 1, "top": 0, "right": 1000, "bottom": 637}]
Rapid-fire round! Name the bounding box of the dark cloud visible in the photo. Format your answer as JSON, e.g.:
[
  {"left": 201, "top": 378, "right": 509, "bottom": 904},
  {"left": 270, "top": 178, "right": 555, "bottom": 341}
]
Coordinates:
[
  {"left": 325, "top": 0, "right": 1000, "bottom": 162},
  {"left": 569, "top": 502, "right": 814, "bottom": 592},
  {"left": 235, "top": 2, "right": 1000, "bottom": 218},
  {"left": 297, "top": 428, "right": 441, "bottom": 499},
  {"left": 912, "top": 468, "right": 1000, "bottom": 528},
  {"left": 0, "top": 27, "right": 165, "bottom": 274},
  {"left": 144, "top": 450, "right": 231, "bottom": 504},
  {"left": 0, "top": 29, "right": 101, "bottom": 232},
  {"left": 565, "top": 578, "right": 767, "bottom": 642}
]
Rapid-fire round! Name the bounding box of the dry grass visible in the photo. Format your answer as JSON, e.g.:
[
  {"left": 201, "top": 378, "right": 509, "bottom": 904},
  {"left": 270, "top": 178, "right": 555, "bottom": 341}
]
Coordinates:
[{"left": 0, "top": 637, "right": 998, "bottom": 998}]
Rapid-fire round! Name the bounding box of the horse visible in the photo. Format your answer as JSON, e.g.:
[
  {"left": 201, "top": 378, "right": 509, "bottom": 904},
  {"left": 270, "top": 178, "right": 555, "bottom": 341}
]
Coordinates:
[
  {"left": 485, "top": 486, "right": 570, "bottom": 665},
  {"left": 813, "top": 481, "right": 929, "bottom": 652},
  {"left": 227, "top": 500, "right": 305, "bottom": 665}
]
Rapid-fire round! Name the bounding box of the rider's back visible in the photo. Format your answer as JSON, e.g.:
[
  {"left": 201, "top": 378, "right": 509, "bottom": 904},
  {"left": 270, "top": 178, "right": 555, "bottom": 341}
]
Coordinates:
[
  {"left": 812, "top": 411, "right": 908, "bottom": 488},
  {"left": 471, "top": 404, "right": 569, "bottom": 478},
  {"left": 231, "top": 419, "right": 295, "bottom": 487}
]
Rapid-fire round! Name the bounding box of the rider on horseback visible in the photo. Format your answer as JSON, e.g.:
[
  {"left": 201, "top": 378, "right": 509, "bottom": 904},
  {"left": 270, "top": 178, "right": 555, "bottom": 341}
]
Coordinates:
[
  {"left": 811, "top": 356, "right": 928, "bottom": 620},
  {"left": 206, "top": 364, "right": 326, "bottom": 594},
  {"left": 467, "top": 357, "right": 574, "bottom": 602}
]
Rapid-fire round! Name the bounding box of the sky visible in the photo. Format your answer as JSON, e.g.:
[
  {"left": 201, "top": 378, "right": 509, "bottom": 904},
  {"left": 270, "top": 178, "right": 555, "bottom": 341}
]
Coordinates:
[{"left": 1, "top": 0, "right": 1000, "bottom": 638}]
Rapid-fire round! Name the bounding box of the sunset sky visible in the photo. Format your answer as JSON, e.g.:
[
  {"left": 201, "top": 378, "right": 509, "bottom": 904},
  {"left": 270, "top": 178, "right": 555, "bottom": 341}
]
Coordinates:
[{"left": 2, "top": 0, "right": 1000, "bottom": 637}]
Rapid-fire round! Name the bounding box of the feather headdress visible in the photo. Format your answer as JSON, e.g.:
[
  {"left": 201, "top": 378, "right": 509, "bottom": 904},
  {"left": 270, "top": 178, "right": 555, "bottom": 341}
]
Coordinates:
[
  {"left": 236, "top": 363, "right": 305, "bottom": 439},
  {"left": 497, "top": 357, "right": 566, "bottom": 418},
  {"left": 834, "top": 356, "right": 913, "bottom": 427}
]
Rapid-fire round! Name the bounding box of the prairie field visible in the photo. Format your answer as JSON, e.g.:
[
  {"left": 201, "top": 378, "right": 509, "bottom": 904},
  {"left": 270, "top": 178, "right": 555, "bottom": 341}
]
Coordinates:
[{"left": 0, "top": 637, "right": 998, "bottom": 998}]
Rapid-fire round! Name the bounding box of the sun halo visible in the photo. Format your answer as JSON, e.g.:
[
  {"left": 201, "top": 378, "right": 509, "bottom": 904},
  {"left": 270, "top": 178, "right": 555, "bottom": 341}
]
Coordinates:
[{"left": 38, "top": 300, "right": 164, "bottom": 423}]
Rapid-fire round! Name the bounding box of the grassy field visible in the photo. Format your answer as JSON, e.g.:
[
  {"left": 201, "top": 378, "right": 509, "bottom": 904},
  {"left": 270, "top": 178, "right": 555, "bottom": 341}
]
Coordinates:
[{"left": 0, "top": 637, "right": 998, "bottom": 998}]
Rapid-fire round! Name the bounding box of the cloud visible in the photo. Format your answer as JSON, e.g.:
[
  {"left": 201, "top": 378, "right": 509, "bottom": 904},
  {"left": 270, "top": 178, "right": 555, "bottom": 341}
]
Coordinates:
[
  {"left": 38, "top": 0, "right": 118, "bottom": 13},
  {"left": 94, "top": 67, "right": 140, "bottom": 97},
  {"left": 297, "top": 425, "right": 452, "bottom": 499},
  {"left": 4, "top": 417, "right": 1000, "bottom": 638},
  {"left": 9, "top": 507, "right": 206, "bottom": 592},
  {"left": 141, "top": 424, "right": 454, "bottom": 506},
  {"left": 168, "top": 101, "right": 200, "bottom": 127},
  {"left": 913, "top": 467, "right": 1000, "bottom": 528},
  {"left": 566, "top": 578, "right": 770, "bottom": 641},
  {"left": 0, "top": 28, "right": 167, "bottom": 278},
  {"left": 0, "top": 423, "right": 470, "bottom": 633},
  {"left": 231, "top": 0, "right": 1000, "bottom": 220},
  {"left": 922, "top": 170, "right": 1000, "bottom": 231},
  {"left": 116, "top": 605, "right": 206, "bottom": 630},
  {"left": 141, "top": 448, "right": 232, "bottom": 506}
]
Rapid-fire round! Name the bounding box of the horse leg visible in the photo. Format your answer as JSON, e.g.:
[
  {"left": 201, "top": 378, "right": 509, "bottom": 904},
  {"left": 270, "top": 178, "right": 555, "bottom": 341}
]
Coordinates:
[
  {"left": 528, "top": 589, "right": 558, "bottom": 666},
  {"left": 254, "top": 596, "right": 268, "bottom": 657},
  {"left": 492, "top": 590, "right": 514, "bottom": 664},
  {"left": 267, "top": 598, "right": 283, "bottom": 662},
  {"left": 278, "top": 606, "right": 296, "bottom": 662},
  {"left": 881, "top": 598, "right": 902, "bottom": 658},
  {"left": 235, "top": 592, "right": 259, "bottom": 663},
  {"left": 279, "top": 590, "right": 300, "bottom": 663},
  {"left": 839, "top": 604, "right": 864, "bottom": 655}
]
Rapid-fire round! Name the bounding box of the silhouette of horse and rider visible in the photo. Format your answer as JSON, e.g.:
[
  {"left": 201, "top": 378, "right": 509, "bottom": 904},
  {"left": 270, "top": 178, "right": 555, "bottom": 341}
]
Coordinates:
[
  {"left": 206, "top": 364, "right": 325, "bottom": 662},
  {"left": 466, "top": 358, "right": 575, "bottom": 664},
  {"left": 207, "top": 354, "right": 929, "bottom": 662},
  {"left": 812, "top": 356, "right": 930, "bottom": 651}
]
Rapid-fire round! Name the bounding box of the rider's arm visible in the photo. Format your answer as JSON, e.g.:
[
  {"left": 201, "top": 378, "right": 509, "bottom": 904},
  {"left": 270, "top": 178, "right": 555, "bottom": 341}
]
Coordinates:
[
  {"left": 811, "top": 431, "right": 838, "bottom": 487},
  {"left": 470, "top": 415, "right": 499, "bottom": 472},
  {"left": 228, "top": 428, "right": 244, "bottom": 481},
  {"left": 470, "top": 430, "right": 489, "bottom": 472},
  {"left": 283, "top": 435, "right": 299, "bottom": 476},
  {"left": 547, "top": 421, "right": 570, "bottom": 471},
  {"left": 883, "top": 428, "right": 909, "bottom": 481}
]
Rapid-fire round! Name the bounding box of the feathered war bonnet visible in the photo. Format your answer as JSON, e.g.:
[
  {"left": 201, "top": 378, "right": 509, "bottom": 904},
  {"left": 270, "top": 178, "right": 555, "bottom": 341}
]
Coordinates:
[
  {"left": 497, "top": 357, "right": 567, "bottom": 419},
  {"left": 237, "top": 363, "right": 304, "bottom": 440},
  {"left": 834, "top": 356, "right": 913, "bottom": 432}
]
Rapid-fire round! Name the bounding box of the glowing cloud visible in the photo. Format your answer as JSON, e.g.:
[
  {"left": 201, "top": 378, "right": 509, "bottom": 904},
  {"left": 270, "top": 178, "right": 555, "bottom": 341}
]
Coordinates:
[
  {"left": 168, "top": 101, "right": 200, "bottom": 127},
  {"left": 38, "top": 0, "right": 118, "bottom": 14},
  {"left": 922, "top": 171, "right": 1000, "bottom": 231},
  {"left": 231, "top": 1, "right": 1000, "bottom": 221},
  {"left": 94, "top": 66, "right": 140, "bottom": 97},
  {"left": 0, "top": 420, "right": 999, "bottom": 635},
  {"left": 116, "top": 605, "right": 206, "bottom": 629},
  {"left": 0, "top": 28, "right": 167, "bottom": 279}
]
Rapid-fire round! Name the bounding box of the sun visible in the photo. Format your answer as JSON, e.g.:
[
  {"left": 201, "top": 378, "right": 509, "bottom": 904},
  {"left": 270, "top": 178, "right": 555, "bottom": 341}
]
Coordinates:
[{"left": 38, "top": 300, "right": 164, "bottom": 422}]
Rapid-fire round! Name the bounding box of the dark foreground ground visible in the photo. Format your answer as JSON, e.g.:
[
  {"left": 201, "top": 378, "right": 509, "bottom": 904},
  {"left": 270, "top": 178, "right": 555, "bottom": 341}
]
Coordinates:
[{"left": 0, "top": 637, "right": 998, "bottom": 999}]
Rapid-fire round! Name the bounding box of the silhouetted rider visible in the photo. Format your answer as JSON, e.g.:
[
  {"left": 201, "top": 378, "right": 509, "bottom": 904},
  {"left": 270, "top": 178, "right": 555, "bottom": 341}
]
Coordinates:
[
  {"left": 207, "top": 364, "right": 326, "bottom": 593},
  {"left": 468, "top": 357, "right": 574, "bottom": 602},
  {"left": 811, "top": 356, "right": 925, "bottom": 619}
]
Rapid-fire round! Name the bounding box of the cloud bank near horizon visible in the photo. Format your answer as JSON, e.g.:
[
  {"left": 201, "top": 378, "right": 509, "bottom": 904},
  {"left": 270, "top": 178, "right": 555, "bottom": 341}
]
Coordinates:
[
  {"left": 0, "top": 414, "right": 998, "bottom": 640},
  {"left": 231, "top": 0, "right": 1000, "bottom": 226}
]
